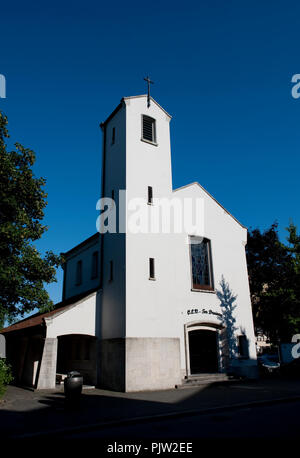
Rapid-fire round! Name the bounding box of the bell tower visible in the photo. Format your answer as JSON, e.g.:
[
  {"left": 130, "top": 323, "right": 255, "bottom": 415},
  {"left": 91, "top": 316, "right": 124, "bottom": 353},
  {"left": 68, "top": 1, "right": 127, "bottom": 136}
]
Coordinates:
[{"left": 98, "top": 94, "right": 181, "bottom": 392}]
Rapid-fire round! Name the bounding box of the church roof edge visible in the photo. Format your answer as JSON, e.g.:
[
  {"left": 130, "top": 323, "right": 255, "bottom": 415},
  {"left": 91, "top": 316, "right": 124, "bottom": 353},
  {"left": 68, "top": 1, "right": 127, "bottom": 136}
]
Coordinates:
[
  {"left": 173, "top": 182, "right": 247, "bottom": 230},
  {"left": 0, "top": 289, "right": 99, "bottom": 334},
  {"left": 100, "top": 95, "right": 171, "bottom": 127},
  {"left": 61, "top": 232, "right": 99, "bottom": 259},
  {"left": 123, "top": 95, "right": 172, "bottom": 119}
]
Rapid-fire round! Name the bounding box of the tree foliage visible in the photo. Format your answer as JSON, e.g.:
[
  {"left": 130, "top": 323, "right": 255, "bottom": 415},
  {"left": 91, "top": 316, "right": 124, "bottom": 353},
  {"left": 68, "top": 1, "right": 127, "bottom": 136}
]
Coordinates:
[
  {"left": 0, "top": 358, "right": 13, "bottom": 397},
  {"left": 246, "top": 222, "right": 300, "bottom": 342},
  {"left": 0, "top": 111, "right": 62, "bottom": 326}
]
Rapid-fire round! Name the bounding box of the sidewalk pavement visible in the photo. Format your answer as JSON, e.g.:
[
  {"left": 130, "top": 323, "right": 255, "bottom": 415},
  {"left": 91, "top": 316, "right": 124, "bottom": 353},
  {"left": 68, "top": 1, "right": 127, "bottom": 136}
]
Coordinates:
[{"left": 0, "top": 378, "right": 300, "bottom": 438}]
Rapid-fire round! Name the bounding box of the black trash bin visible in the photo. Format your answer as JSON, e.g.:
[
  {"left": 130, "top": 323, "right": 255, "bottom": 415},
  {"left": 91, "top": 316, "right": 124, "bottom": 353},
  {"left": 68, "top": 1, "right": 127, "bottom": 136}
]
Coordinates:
[{"left": 64, "top": 371, "right": 83, "bottom": 401}]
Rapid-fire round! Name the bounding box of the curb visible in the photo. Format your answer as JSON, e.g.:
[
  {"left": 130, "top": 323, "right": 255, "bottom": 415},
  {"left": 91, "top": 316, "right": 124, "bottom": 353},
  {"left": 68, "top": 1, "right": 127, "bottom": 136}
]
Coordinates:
[
  {"left": 12, "top": 394, "right": 300, "bottom": 439},
  {"left": 175, "top": 378, "right": 244, "bottom": 389}
]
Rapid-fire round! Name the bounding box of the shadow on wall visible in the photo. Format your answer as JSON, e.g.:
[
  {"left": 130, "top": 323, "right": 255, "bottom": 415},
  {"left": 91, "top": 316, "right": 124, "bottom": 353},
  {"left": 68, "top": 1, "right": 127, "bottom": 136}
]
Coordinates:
[
  {"left": 217, "top": 276, "right": 239, "bottom": 359},
  {"left": 217, "top": 276, "right": 257, "bottom": 379}
]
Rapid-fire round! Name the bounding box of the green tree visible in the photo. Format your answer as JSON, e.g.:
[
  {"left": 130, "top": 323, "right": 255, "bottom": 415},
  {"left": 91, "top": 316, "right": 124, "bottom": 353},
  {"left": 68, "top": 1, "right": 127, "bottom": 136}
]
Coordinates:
[
  {"left": 0, "top": 111, "right": 62, "bottom": 326},
  {"left": 246, "top": 222, "right": 300, "bottom": 342},
  {"left": 284, "top": 221, "right": 300, "bottom": 333},
  {"left": 0, "top": 359, "right": 13, "bottom": 398}
]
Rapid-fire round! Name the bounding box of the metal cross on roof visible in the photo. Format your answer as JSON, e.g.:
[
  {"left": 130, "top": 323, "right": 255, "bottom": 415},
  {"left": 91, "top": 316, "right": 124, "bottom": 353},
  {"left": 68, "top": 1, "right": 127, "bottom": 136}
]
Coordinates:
[{"left": 144, "top": 76, "right": 154, "bottom": 107}]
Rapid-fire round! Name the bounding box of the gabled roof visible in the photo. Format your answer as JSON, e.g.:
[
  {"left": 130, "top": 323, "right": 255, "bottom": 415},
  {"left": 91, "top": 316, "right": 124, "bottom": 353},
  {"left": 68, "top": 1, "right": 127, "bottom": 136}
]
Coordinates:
[
  {"left": 100, "top": 95, "right": 172, "bottom": 127},
  {"left": 173, "top": 181, "right": 246, "bottom": 229},
  {"left": 123, "top": 95, "right": 172, "bottom": 119},
  {"left": 62, "top": 232, "right": 99, "bottom": 258}
]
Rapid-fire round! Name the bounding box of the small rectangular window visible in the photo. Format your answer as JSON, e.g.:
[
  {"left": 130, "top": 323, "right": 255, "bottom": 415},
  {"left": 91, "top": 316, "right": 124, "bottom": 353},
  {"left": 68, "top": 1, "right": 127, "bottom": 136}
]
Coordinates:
[
  {"left": 142, "top": 115, "right": 156, "bottom": 143},
  {"left": 148, "top": 186, "right": 153, "bottom": 204},
  {"left": 75, "top": 260, "right": 82, "bottom": 286},
  {"left": 91, "top": 251, "right": 99, "bottom": 279},
  {"left": 109, "top": 260, "right": 113, "bottom": 282},
  {"left": 111, "top": 127, "right": 115, "bottom": 145},
  {"left": 149, "top": 258, "right": 155, "bottom": 280}
]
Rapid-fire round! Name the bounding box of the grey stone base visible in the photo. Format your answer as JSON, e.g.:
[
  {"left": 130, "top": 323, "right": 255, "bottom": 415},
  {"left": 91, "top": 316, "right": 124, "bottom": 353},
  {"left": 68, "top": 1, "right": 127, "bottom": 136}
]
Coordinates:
[
  {"left": 98, "top": 338, "right": 125, "bottom": 391},
  {"left": 98, "top": 337, "right": 181, "bottom": 392},
  {"left": 36, "top": 338, "right": 57, "bottom": 390}
]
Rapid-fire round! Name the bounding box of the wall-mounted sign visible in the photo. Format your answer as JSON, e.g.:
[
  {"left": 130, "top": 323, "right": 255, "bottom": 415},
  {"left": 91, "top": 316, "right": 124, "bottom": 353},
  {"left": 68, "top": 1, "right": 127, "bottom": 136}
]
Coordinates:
[{"left": 187, "top": 308, "right": 222, "bottom": 319}]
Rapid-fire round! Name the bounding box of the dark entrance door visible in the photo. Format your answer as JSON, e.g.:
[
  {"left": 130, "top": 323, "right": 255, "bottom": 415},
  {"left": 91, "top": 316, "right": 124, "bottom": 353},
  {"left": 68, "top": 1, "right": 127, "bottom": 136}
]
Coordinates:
[{"left": 189, "top": 329, "right": 218, "bottom": 374}]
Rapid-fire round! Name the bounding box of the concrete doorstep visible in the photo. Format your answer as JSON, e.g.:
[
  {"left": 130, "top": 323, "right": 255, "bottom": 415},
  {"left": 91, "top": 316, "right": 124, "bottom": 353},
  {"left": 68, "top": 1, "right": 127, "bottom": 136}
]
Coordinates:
[{"left": 176, "top": 373, "right": 239, "bottom": 388}]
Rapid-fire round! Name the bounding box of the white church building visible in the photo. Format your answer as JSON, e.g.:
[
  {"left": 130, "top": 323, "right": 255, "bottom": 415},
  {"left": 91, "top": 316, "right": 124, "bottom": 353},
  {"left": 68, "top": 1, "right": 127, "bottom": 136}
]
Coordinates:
[{"left": 1, "top": 94, "right": 258, "bottom": 391}]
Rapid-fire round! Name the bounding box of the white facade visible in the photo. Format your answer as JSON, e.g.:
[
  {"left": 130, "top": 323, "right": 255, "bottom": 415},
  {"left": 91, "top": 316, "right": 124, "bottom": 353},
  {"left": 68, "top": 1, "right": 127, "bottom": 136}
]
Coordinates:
[
  {"left": 95, "top": 95, "right": 257, "bottom": 391},
  {"left": 2, "top": 94, "right": 257, "bottom": 391}
]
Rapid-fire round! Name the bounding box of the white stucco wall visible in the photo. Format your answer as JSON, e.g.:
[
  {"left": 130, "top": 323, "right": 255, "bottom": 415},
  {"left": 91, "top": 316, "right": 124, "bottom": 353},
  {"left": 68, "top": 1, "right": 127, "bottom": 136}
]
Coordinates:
[
  {"left": 108, "top": 95, "right": 256, "bottom": 376},
  {"left": 125, "top": 96, "right": 176, "bottom": 339},
  {"left": 171, "top": 184, "right": 257, "bottom": 372},
  {"left": 100, "top": 104, "right": 126, "bottom": 339},
  {"left": 99, "top": 95, "right": 257, "bottom": 382},
  {"left": 97, "top": 95, "right": 257, "bottom": 379},
  {"left": 45, "top": 292, "right": 97, "bottom": 338}
]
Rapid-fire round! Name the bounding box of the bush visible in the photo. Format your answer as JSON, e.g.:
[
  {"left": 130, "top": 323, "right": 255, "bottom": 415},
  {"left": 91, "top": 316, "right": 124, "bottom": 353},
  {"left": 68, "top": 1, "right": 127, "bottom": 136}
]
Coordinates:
[{"left": 0, "top": 358, "right": 13, "bottom": 397}]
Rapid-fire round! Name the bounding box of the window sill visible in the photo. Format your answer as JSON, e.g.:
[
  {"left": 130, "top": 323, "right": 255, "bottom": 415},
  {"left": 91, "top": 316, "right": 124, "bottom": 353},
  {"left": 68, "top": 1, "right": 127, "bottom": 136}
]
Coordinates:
[
  {"left": 149, "top": 277, "right": 156, "bottom": 281},
  {"left": 141, "top": 138, "right": 158, "bottom": 147},
  {"left": 191, "top": 288, "right": 216, "bottom": 294}
]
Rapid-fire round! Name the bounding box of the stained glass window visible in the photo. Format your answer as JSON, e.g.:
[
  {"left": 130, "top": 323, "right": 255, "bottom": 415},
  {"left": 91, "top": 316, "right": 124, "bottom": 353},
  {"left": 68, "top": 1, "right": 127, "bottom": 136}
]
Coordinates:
[{"left": 190, "top": 237, "right": 213, "bottom": 290}]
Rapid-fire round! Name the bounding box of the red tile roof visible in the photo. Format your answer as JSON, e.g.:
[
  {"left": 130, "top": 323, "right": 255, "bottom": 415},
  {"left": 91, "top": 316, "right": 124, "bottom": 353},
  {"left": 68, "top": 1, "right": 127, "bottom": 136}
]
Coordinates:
[{"left": 0, "top": 303, "right": 71, "bottom": 334}]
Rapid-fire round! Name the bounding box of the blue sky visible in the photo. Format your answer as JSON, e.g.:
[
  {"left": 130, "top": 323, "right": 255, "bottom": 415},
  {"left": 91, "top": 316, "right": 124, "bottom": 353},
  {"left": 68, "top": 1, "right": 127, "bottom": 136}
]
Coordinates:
[{"left": 1, "top": 0, "right": 300, "bottom": 304}]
